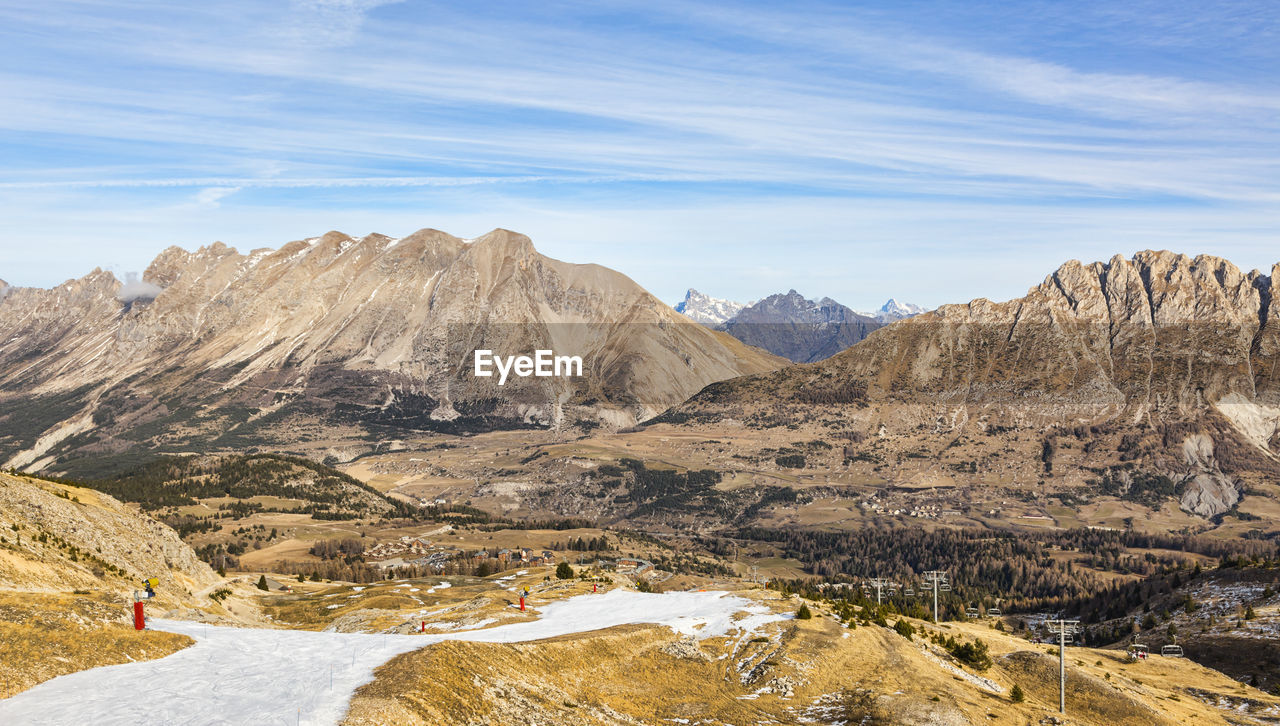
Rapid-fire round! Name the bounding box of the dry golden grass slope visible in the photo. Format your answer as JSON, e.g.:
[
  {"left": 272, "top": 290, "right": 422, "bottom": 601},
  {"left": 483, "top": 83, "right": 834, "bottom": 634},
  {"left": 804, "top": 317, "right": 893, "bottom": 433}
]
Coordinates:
[
  {"left": 0, "top": 591, "right": 191, "bottom": 699},
  {"left": 343, "top": 591, "right": 1280, "bottom": 726},
  {"left": 0, "top": 472, "right": 219, "bottom": 698}
]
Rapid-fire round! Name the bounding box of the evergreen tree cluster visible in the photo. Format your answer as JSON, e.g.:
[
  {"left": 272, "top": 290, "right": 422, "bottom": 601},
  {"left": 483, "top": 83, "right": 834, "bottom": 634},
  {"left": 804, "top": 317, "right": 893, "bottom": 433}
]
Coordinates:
[
  {"left": 739, "top": 525, "right": 1278, "bottom": 615},
  {"left": 551, "top": 535, "right": 611, "bottom": 552},
  {"left": 74, "top": 454, "right": 416, "bottom": 519},
  {"left": 309, "top": 538, "right": 365, "bottom": 561}
]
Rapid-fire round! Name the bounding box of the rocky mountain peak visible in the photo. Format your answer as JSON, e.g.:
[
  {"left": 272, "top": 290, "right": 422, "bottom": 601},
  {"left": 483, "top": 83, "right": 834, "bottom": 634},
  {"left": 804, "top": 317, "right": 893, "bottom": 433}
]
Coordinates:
[
  {"left": 723, "top": 290, "right": 881, "bottom": 363},
  {"left": 468, "top": 228, "right": 536, "bottom": 256},
  {"left": 316, "top": 230, "right": 352, "bottom": 246},
  {"left": 874, "top": 298, "right": 927, "bottom": 321},
  {"left": 60, "top": 268, "right": 119, "bottom": 299},
  {"left": 144, "top": 246, "right": 199, "bottom": 287},
  {"left": 193, "top": 241, "right": 240, "bottom": 260},
  {"left": 0, "top": 227, "right": 783, "bottom": 473},
  {"left": 398, "top": 227, "right": 464, "bottom": 251},
  {"left": 1031, "top": 251, "right": 1269, "bottom": 330},
  {"left": 674, "top": 289, "right": 748, "bottom": 327}
]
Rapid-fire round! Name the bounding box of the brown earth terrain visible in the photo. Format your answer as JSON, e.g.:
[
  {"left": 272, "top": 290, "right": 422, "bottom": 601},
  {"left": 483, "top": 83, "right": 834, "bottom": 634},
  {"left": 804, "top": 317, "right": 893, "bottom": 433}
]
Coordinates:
[{"left": 332, "top": 577, "right": 1280, "bottom": 726}]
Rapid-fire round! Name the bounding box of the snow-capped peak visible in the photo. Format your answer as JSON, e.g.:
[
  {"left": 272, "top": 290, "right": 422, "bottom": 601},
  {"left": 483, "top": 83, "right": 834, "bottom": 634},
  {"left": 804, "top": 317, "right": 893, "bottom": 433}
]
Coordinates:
[
  {"left": 674, "top": 288, "right": 748, "bottom": 327},
  {"left": 870, "top": 298, "right": 927, "bottom": 322}
]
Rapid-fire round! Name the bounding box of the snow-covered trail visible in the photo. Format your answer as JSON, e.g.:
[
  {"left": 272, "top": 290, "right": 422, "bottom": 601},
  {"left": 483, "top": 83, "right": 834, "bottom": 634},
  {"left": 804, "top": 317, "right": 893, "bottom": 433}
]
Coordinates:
[{"left": 0, "top": 590, "right": 783, "bottom": 726}]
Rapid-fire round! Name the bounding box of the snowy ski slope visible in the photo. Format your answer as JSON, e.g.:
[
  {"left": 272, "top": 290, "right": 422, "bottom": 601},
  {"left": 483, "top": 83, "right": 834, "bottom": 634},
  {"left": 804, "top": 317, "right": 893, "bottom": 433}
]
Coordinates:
[{"left": 0, "top": 589, "right": 783, "bottom": 725}]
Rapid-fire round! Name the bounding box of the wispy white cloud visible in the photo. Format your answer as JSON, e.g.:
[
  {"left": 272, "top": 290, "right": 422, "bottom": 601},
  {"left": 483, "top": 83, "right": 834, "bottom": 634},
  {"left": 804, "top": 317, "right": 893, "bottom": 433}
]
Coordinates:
[
  {"left": 0, "top": 0, "right": 1277, "bottom": 304},
  {"left": 285, "top": 0, "right": 405, "bottom": 45},
  {"left": 192, "top": 186, "right": 241, "bottom": 207},
  {"left": 6, "top": 6, "right": 1278, "bottom": 196}
]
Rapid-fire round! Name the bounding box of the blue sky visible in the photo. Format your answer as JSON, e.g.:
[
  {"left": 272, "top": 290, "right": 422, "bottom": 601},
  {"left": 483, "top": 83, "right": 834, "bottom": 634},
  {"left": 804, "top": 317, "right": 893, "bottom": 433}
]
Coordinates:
[{"left": 1, "top": 0, "right": 1278, "bottom": 310}]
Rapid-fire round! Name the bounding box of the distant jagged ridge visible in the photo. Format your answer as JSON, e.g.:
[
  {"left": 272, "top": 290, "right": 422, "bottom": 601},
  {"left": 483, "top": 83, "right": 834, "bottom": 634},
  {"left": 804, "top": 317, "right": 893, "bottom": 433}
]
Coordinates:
[
  {"left": 687, "top": 252, "right": 1280, "bottom": 409},
  {"left": 721, "top": 290, "right": 883, "bottom": 363},
  {"left": 674, "top": 288, "right": 927, "bottom": 362}
]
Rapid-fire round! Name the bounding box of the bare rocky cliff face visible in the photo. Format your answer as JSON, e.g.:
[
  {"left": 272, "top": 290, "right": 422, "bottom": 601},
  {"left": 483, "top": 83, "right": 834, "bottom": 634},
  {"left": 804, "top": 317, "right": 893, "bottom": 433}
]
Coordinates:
[
  {"left": 678, "top": 251, "right": 1280, "bottom": 518},
  {"left": 0, "top": 229, "right": 781, "bottom": 474}
]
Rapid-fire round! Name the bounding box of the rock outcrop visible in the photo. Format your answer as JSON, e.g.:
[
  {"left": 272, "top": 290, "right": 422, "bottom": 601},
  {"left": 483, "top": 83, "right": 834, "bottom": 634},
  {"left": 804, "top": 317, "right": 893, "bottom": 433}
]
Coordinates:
[{"left": 674, "top": 288, "right": 748, "bottom": 326}]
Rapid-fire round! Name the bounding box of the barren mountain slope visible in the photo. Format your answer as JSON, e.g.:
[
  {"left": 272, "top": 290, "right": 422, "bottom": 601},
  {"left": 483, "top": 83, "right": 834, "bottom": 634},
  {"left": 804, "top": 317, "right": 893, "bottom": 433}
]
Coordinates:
[
  {"left": 0, "top": 229, "right": 782, "bottom": 475},
  {"left": 0, "top": 472, "right": 218, "bottom": 696},
  {"left": 668, "top": 251, "right": 1280, "bottom": 519},
  {"left": 689, "top": 251, "right": 1279, "bottom": 409}
]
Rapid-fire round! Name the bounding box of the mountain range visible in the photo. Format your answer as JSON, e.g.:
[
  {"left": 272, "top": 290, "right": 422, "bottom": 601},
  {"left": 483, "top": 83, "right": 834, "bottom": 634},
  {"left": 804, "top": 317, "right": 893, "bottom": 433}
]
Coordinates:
[
  {"left": 676, "top": 289, "right": 925, "bottom": 326},
  {"left": 0, "top": 229, "right": 781, "bottom": 474},
  {"left": 8, "top": 235, "right": 1280, "bottom": 525},
  {"left": 686, "top": 251, "right": 1280, "bottom": 412},
  {"left": 674, "top": 288, "right": 925, "bottom": 363},
  {"left": 671, "top": 251, "right": 1280, "bottom": 518}
]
